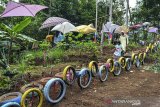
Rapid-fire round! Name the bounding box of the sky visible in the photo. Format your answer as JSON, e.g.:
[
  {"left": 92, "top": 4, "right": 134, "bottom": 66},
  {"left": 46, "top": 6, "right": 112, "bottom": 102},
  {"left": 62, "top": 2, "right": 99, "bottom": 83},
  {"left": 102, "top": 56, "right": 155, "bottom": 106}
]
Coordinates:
[
  {"left": 129, "top": 0, "right": 137, "bottom": 8},
  {"left": 13, "top": 0, "right": 137, "bottom": 8}
]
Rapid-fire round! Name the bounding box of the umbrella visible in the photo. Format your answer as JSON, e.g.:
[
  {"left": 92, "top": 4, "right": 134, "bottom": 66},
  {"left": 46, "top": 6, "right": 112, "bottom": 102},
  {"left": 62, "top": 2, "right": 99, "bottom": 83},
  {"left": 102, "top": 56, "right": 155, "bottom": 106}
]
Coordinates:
[
  {"left": 143, "top": 22, "right": 150, "bottom": 26},
  {"left": 0, "top": 1, "right": 48, "bottom": 17},
  {"left": 40, "top": 17, "right": 69, "bottom": 30},
  {"left": 115, "top": 25, "right": 129, "bottom": 34},
  {"left": 76, "top": 25, "right": 96, "bottom": 34},
  {"left": 51, "top": 22, "right": 77, "bottom": 34},
  {"left": 102, "top": 22, "right": 112, "bottom": 32},
  {"left": 148, "top": 27, "right": 158, "bottom": 33},
  {"left": 129, "top": 24, "right": 142, "bottom": 30},
  {"left": 109, "top": 24, "right": 119, "bottom": 33}
]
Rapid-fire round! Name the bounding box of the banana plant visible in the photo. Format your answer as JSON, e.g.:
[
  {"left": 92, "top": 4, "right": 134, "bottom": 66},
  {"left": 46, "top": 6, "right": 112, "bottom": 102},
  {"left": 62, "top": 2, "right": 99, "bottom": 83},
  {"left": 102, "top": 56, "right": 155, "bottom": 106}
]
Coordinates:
[{"left": 0, "top": 17, "right": 36, "bottom": 63}]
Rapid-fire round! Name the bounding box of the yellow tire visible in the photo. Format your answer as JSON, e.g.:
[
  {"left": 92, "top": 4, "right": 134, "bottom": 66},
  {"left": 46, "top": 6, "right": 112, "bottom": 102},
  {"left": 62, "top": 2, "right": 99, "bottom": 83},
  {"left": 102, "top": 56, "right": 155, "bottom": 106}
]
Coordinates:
[
  {"left": 146, "top": 46, "right": 150, "bottom": 53},
  {"left": 118, "top": 57, "right": 126, "bottom": 69},
  {"left": 62, "top": 65, "right": 76, "bottom": 85},
  {"left": 106, "top": 58, "right": 114, "bottom": 72},
  {"left": 88, "top": 61, "right": 98, "bottom": 77},
  {"left": 138, "top": 53, "right": 144, "bottom": 64},
  {"left": 21, "top": 88, "right": 43, "bottom": 107},
  {"left": 149, "top": 43, "right": 152, "bottom": 49},
  {"left": 151, "top": 45, "right": 154, "bottom": 53},
  {"left": 143, "top": 52, "right": 147, "bottom": 64},
  {"left": 131, "top": 53, "right": 136, "bottom": 63}
]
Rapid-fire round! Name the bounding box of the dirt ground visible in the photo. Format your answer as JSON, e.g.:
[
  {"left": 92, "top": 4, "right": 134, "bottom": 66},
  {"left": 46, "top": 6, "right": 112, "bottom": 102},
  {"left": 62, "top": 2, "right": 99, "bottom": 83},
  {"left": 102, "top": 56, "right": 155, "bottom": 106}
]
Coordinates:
[
  {"left": 42, "top": 65, "right": 160, "bottom": 107},
  {"left": 1, "top": 47, "right": 160, "bottom": 107}
]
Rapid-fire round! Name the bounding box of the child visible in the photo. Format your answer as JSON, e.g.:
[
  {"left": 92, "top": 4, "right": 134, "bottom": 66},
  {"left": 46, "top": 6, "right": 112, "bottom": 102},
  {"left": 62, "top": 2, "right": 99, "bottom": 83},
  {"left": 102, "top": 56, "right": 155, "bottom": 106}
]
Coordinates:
[{"left": 113, "top": 41, "right": 122, "bottom": 61}]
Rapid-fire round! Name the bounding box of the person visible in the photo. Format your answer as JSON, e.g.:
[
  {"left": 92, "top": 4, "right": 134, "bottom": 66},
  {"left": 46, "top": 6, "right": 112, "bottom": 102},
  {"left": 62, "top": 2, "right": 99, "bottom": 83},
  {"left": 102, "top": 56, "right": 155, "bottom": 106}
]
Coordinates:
[
  {"left": 113, "top": 41, "right": 122, "bottom": 61},
  {"left": 57, "top": 32, "right": 65, "bottom": 42},
  {"left": 107, "top": 32, "right": 112, "bottom": 44},
  {"left": 119, "top": 31, "right": 128, "bottom": 52}
]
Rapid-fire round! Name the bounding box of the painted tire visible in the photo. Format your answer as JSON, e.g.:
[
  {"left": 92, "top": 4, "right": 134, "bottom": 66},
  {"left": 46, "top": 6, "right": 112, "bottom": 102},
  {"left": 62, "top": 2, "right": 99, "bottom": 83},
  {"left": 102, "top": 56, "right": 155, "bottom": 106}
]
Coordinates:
[
  {"left": 39, "top": 77, "right": 53, "bottom": 86},
  {"left": 98, "top": 65, "right": 109, "bottom": 82},
  {"left": 138, "top": 53, "right": 144, "bottom": 65},
  {"left": 88, "top": 61, "right": 99, "bottom": 77},
  {"left": 77, "top": 68, "right": 92, "bottom": 89},
  {"left": 149, "top": 43, "right": 152, "bottom": 49},
  {"left": 153, "top": 45, "right": 158, "bottom": 52},
  {"left": 62, "top": 65, "right": 76, "bottom": 85},
  {"left": 21, "top": 88, "right": 43, "bottom": 107},
  {"left": 143, "top": 52, "right": 147, "bottom": 62},
  {"left": 131, "top": 53, "right": 136, "bottom": 64},
  {"left": 134, "top": 56, "right": 140, "bottom": 68},
  {"left": 113, "top": 61, "right": 121, "bottom": 76},
  {"left": 0, "top": 92, "right": 22, "bottom": 106},
  {"left": 106, "top": 59, "right": 114, "bottom": 72},
  {"left": 125, "top": 58, "right": 132, "bottom": 71},
  {"left": 44, "top": 78, "right": 66, "bottom": 104},
  {"left": 1, "top": 102, "right": 20, "bottom": 107},
  {"left": 145, "top": 46, "right": 150, "bottom": 53},
  {"left": 151, "top": 45, "right": 154, "bottom": 53},
  {"left": 20, "top": 82, "right": 43, "bottom": 94},
  {"left": 118, "top": 57, "right": 126, "bottom": 69}
]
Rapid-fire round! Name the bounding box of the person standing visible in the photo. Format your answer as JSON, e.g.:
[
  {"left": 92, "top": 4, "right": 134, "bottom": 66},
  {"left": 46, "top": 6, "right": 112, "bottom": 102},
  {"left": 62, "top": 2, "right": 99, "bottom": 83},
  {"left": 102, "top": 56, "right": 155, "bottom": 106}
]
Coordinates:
[{"left": 119, "top": 31, "right": 128, "bottom": 52}]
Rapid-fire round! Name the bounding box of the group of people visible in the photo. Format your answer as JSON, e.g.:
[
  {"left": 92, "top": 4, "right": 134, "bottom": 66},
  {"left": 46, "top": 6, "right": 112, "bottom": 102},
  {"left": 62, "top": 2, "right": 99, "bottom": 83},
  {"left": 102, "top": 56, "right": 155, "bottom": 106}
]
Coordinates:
[
  {"left": 113, "top": 31, "right": 129, "bottom": 60},
  {"left": 46, "top": 31, "right": 65, "bottom": 47}
]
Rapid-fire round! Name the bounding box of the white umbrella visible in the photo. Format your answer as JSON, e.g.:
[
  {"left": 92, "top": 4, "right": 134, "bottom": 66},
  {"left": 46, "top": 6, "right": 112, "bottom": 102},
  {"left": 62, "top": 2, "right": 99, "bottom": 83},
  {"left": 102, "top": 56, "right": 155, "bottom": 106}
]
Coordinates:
[
  {"left": 143, "top": 22, "right": 150, "bottom": 26},
  {"left": 51, "top": 22, "right": 77, "bottom": 34}
]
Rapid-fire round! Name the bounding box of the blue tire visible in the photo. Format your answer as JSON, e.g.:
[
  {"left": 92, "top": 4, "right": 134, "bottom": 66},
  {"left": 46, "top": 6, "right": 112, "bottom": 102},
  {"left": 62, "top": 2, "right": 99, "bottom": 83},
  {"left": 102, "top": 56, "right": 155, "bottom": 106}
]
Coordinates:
[
  {"left": 43, "top": 78, "right": 66, "bottom": 104},
  {"left": 135, "top": 56, "right": 140, "bottom": 68},
  {"left": 1, "top": 102, "right": 20, "bottom": 107},
  {"left": 0, "top": 92, "right": 22, "bottom": 106},
  {"left": 98, "top": 65, "right": 109, "bottom": 82},
  {"left": 113, "top": 61, "right": 121, "bottom": 76},
  {"left": 77, "top": 68, "right": 92, "bottom": 89},
  {"left": 125, "top": 58, "right": 132, "bottom": 71}
]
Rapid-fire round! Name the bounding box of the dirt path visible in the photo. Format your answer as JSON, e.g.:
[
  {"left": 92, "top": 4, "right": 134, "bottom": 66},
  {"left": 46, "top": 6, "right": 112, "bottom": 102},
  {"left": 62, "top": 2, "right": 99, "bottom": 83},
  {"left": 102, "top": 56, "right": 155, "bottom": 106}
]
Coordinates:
[{"left": 43, "top": 66, "right": 160, "bottom": 107}]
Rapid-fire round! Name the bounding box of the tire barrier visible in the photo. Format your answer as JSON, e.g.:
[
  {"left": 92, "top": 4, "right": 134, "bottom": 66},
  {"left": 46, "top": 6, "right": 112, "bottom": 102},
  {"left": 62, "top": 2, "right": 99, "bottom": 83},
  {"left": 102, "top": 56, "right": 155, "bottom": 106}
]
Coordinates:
[
  {"left": 62, "top": 65, "right": 76, "bottom": 85},
  {"left": 125, "top": 58, "right": 132, "bottom": 71},
  {"left": 43, "top": 78, "right": 66, "bottom": 104},
  {"left": 20, "top": 82, "right": 43, "bottom": 94},
  {"left": 21, "top": 88, "right": 43, "bottom": 107},
  {"left": 138, "top": 53, "right": 144, "bottom": 65},
  {"left": 39, "top": 77, "right": 53, "bottom": 86},
  {"left": 113, "top": 61, "right": 121, "bottom": 76},
  {"left": 0, "top": 41, "right": 158, "bottom": 106},
  {"left": 134, "top": 56, "right": 140, "bottom": 68},
  {"left": 106, "top": 58, "right": 114, "bottom": 72},
  {"left": 77, "top": 68, "right": 92, "bottom": 89},
  {"left": 88, "top": 61, "right": 99, "bottom": 77},
  {"left": 131, "top": 53, "right": 136, "bottom": 64},
  {"left": 118, "top": 57, "right": 126, "bottom": 69},
  {"left": 98, "top": 65, "right": 109, "bottom": 82},
  {"left": 0, "top": 92, "right": 22, "bottom": 106},
  {"left": 1, "top": 102, "right": 20, "bottom": 107}
]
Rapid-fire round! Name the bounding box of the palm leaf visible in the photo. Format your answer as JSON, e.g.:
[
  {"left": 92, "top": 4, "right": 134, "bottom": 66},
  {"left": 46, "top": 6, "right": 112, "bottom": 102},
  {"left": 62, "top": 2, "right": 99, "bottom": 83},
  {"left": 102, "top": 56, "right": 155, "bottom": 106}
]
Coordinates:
[
  {"left": 0, "top": 23, "right": 13, "bottom": 34},
  {"left": 13, "top": 17, "right": 31, "bottom": 33},
  {"left": 17, "top": 34, "right": 36, "bottom": 42}
]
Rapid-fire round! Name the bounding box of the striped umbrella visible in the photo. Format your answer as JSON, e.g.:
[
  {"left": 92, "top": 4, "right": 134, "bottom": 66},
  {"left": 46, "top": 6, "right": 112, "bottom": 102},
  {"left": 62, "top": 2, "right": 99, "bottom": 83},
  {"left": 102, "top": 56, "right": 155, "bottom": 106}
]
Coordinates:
[{"left": 39, "top": 17, "right": 69, "bottom": 30}]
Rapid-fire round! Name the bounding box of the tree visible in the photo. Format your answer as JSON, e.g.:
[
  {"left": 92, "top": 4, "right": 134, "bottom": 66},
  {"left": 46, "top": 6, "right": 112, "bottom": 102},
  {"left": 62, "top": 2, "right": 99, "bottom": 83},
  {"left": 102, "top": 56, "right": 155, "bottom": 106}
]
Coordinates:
[{"left": 0, "top": 18, "right": 34, "bottom": 62}]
